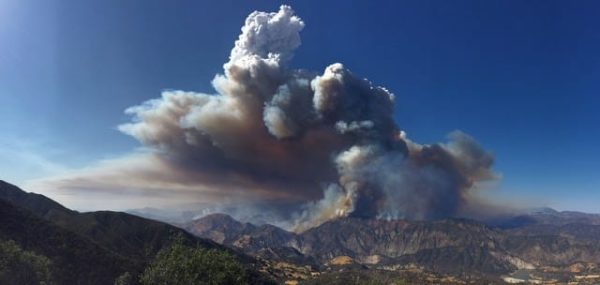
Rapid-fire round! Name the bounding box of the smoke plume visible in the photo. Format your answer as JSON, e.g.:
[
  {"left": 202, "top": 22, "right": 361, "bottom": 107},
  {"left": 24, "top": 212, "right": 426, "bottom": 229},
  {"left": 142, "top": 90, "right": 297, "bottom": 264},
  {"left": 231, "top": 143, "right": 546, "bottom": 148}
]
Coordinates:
[{"left": 33, "top": 6, "right": 497, "bottom": 231}]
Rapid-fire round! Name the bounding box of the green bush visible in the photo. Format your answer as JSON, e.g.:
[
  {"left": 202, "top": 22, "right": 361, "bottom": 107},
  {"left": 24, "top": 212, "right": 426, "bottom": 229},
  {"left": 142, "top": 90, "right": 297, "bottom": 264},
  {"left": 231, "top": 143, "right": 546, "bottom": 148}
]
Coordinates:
[
  {"left": 140, "top": 236, "right": 249, "bottom": 285},
  {"left": 0, "top": 239, "right": 54, "bottom": 285}
]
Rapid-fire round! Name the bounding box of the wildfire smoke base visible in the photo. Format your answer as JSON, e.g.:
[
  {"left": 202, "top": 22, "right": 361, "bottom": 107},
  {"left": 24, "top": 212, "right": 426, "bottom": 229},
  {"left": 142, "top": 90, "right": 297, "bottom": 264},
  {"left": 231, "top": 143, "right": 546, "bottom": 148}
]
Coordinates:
[{"left": 33, "top": 6, "right": 497, "bottom": 232}]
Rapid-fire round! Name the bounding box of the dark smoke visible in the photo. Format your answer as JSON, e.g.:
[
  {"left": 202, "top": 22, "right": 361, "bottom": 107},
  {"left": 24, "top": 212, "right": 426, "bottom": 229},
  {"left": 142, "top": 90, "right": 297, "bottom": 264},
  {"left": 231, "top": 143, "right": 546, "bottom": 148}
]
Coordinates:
[{"left": 34, "top": 6, "right": 497, "bottom": 231}]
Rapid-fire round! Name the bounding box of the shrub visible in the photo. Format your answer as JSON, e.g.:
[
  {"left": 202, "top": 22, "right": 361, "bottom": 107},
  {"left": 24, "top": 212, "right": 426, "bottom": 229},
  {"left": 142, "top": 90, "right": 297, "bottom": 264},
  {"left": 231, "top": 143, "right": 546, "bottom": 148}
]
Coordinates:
[
  {"left": 140, "top": 236, "right": 249, "bottom": 285},
  {"left": 0, "top": 239, "right": 54, "bottom": 285}
]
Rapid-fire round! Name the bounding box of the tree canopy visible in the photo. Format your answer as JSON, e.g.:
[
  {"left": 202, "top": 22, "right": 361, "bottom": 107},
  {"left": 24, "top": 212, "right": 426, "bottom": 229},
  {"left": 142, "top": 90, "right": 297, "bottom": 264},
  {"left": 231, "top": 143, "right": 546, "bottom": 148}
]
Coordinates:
[
  {"left": 140, "top": 236, "right": 250, "bottom": 285},
  {"left": 0, "top": 239, "right": 54, "bottom": 285}
]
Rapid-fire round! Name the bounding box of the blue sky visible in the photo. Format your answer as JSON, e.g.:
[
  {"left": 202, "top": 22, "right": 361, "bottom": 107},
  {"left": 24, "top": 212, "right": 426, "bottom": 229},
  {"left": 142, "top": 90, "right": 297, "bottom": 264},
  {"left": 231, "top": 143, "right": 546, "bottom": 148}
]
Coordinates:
[{"left": 1, "top": 0, "right": 599, "bottom": 212}]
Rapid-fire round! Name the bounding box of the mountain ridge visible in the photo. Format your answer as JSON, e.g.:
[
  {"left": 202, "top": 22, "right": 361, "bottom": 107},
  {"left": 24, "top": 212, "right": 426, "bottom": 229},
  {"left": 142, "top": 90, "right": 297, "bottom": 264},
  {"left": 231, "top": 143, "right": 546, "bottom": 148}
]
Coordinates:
[
  {"left": 4, "top": 180, "right": 600, "bottom": 283},
  {"left": 185, "top": 211, "right": 600, "bottom": 279},
  {"left": 0, "top": 180, "right": 273, "bottom": 284}
]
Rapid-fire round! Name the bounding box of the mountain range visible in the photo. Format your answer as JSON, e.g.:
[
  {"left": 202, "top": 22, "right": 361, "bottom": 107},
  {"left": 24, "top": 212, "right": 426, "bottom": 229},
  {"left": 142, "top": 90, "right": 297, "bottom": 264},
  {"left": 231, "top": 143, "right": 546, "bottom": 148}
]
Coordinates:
[
  {"left": 184, "top": 210, "right": 600, "bottom": 283},
  {"left": 2, "top": 179, "right": 600, "bottom": 284},
  {"left": 0, "top": 180, "right": 271, "bottom": 285}
]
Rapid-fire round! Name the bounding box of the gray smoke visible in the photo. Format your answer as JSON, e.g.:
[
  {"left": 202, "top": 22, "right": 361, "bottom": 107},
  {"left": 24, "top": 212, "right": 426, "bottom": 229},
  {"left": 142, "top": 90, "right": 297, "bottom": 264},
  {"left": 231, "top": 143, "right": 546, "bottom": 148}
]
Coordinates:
[{"left": 33, "top": 6, "right": 497, "bottom": 231}]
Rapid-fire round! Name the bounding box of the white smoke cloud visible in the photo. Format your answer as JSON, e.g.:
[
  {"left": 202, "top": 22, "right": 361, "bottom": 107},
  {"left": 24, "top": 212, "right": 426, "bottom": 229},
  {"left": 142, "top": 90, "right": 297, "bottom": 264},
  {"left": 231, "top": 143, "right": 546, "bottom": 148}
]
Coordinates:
[{"left": 229, "top": 5, "right": 304, "bottom": 64}]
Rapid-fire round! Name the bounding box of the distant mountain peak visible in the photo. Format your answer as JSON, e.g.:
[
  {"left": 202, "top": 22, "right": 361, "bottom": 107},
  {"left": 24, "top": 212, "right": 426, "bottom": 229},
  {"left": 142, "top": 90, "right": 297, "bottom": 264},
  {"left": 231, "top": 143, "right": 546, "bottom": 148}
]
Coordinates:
[{"left": 527, "top": 207, "right": 559, "bottom": 214}]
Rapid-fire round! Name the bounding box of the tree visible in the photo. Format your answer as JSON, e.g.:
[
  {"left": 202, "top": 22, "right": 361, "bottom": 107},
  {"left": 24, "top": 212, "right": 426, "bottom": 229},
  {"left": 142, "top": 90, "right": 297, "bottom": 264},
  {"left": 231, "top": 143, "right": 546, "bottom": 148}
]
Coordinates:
[
  {"left": 140, "top": 236, "right": 250, "bottom": 285},
  {"left": 0, "top": 239, "right": 54, "bottom": 285}
]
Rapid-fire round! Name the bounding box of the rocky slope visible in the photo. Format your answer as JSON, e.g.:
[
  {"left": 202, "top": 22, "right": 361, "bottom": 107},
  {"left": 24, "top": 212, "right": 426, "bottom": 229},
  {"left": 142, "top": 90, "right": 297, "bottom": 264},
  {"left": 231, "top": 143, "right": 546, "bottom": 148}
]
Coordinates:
[
  {"left": 185, "top": 212, "right": 600, "bottom": 277},
  {"left": 184, "top": 213, "right": 309, "bottom": 264}
]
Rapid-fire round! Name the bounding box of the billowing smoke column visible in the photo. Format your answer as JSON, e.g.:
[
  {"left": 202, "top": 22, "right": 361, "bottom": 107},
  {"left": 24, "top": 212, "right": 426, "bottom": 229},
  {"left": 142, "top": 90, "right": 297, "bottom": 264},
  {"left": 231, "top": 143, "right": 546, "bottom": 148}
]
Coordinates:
[{"left": 119, "top": 6, "right": 496, "bottom": 231}]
